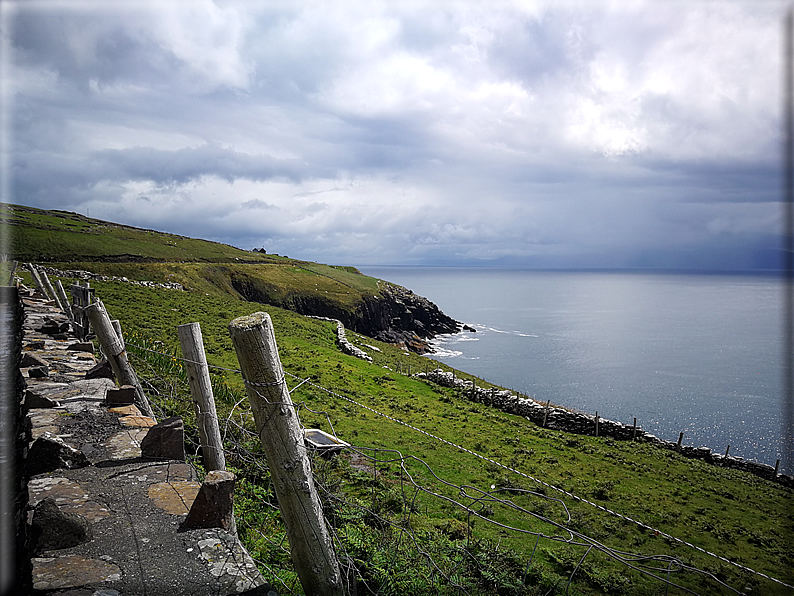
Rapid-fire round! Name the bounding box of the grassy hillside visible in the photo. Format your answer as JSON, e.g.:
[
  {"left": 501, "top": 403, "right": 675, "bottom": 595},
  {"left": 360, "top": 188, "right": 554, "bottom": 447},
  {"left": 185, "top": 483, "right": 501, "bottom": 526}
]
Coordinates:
[
  {"left": 4, "top": 202, "right": 392, "bottom": 327},
  {"left": 3, "top": 202, "right": 275, "bottom": 263},
  {"left": 18, "top": 271, "right": 791, "bottom": 596},
  {"left": 8, "top": 203, "right": 793, "bottom": 594}
]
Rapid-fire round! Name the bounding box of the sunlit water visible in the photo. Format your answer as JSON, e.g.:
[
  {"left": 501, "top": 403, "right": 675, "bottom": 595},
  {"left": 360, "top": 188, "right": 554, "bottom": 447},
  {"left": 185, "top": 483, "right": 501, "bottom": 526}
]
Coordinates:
[{"left": 361, "top": 267, "right": 788, "bottom": 472}]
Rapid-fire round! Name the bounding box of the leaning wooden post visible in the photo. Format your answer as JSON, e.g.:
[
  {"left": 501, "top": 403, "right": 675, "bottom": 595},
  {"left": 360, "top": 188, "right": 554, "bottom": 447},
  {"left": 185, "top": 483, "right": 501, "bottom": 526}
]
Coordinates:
[
  {"left": 111, "top": 320, "right": 125, "bottom": 350},
  {"left": 677, "top": 432, "right": 684, "bottom": 448},
  {"left": 179, "top": 322, "right": 226, "bottom": 472},
  {"left": 85, "top": 301, "right": 155, "bottom": 420},
  {"left": 55, "top": 280, "right": 73, "bottom": 321},
  {"left": 26, "top": 264, "right": 48, "bottom": 298},
  {"left": 229, "top": 312, "right": 343, "bottom": 596},
  {"left": 38, "top": 268, "right": 64, "bottom": 312}
]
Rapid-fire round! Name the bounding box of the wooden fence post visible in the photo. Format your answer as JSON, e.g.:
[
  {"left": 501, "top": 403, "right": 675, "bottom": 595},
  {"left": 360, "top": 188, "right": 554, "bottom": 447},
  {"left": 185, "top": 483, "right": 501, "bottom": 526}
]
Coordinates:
[
  {"left": 677, "top": 432, "right": 684, "bottom": 448},
  {"left": 26, "top": 264, "right": 49, "bottom": 299},
  {"left": 111, "top": 320, "right": 125, "bottom": 350},
  {"left": 724, "top": 445, "right": 730, "bottom": 457},
  {"left": 38, "top": 268, "right": 64, "bottom": 312},
  {"left": 55, "top": 280, "right": 73, "bottom": 321},
  {"left": 70, "top": 283, "right": 95, "bottom": 341},
  {"left": 632, "top": 418, "right": 637, "bottom": 441},
  {"left": 594, "top": 411, "right": 599, "bottom": 437},
  {"left": 229, "top": 312, "right": 343, "bottom": 596},
  {"left": 178, "top": 322, "right": 226, "bottom": 472},
  {"left": 85, "top": 301, "right": 155, "bottom": 420},
  {"left": 8, "top": 260, "right": 18, "bottom": 286},
  {"left": 542, "top": 399, "right": 551, "bottom": 428}
]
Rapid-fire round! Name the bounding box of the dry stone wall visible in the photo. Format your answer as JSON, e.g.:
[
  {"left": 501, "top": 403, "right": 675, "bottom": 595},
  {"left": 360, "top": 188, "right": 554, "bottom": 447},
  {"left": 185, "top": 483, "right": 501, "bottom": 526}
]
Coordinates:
[
  {"left": 416, "top": 369, "right": 792, "bottom": 488},
  {"left": 39, "top": 266, "right": 184, "bottom": 290}
]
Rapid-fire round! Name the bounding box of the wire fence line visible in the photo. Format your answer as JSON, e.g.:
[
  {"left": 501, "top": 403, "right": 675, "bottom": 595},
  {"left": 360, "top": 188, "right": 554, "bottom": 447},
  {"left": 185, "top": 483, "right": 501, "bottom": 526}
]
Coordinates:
[{"left": 122, "top": 338, "right": 791, "bottom": 595}]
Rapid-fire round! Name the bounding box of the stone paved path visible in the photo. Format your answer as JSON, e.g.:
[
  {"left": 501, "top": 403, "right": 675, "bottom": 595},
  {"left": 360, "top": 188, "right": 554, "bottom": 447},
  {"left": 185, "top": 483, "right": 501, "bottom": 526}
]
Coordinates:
[{"left": 20, "top": 291, "right": 275, "bottom": 596}]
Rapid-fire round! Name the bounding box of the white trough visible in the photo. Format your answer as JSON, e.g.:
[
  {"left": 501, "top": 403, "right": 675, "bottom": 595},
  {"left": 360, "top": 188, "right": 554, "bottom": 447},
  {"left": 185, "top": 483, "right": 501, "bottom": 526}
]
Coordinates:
[{"left": 304, "top": 428, "right": 350, "bottom": 457}]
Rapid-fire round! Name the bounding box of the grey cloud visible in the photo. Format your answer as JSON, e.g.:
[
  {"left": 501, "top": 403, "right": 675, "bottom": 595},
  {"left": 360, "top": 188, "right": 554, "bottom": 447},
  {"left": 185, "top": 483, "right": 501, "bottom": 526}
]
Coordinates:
[
  {"left": 93, "top": 143, "right": 306, "bottom": 185},
  {"left": 7, "top": 1, "right": 787, "bottom": 272},
  {"left": 241, "top": 199, "right": 278, "bottom": 210},
  {"left": 13, "top": 11, "right": 176, "bottom": 93}
]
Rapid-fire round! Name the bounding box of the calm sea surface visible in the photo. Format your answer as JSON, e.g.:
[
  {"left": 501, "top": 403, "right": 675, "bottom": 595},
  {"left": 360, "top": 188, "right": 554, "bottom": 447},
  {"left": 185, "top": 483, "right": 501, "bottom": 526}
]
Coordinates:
[{"left": 360, "top": 267, "right": 788, "bottom": 472}]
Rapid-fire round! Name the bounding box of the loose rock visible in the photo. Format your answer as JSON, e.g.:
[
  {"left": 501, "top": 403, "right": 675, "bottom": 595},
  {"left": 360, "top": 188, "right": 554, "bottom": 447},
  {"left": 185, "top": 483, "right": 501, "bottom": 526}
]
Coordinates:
[
  {"left": 140, "top": 416, "right": 186, "bottom": 461},
  {"left": 27, "top": 432, "right": 90, "bottom": 475},
  {"left": 30, "top": 497, "right": 92, "bottom": 552}
]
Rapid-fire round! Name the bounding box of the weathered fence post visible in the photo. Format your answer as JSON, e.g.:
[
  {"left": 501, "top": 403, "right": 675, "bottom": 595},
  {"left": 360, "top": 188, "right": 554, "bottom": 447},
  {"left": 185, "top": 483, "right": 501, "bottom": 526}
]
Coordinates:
[
  {"left": 26, "top": 264, "right": 48, "bottom": 299},
  {"left": 54, "top": 280, "right": 73, "bottom": 321},
  {"left": 724, "top": 445, "right": 730, "bottom": 457},
  {"left": 594, "top": 411, "right": 599, "bottom": 437},
  {"left": 38, "top": 268, "right": 64, "bottom": 312},
  {"left": 85, "top": 301, "right": 155, "bottom": 420},
  {"left": 8, "top": 260, "right": 18, "bottom": 286},
  {"left": 632, "top": 417, "right": 637, "bottom": 441},
  {"left": 111, "top": 320, "right": 125, "bottom": 350},
  {"left": 542, "top": 399, "right": 551, "bottom": 428},
  {"left": 178, "top": 322, "right": 226, "bottom": 472},
  {"left": 677, "top": 432, "right": 684, "bottom": 448},
  {"left": 229, "top": 312, "right": 343, "bottom": 596},
  {"left": 774, "top": 459, "right": 780, "bottom": 475}
]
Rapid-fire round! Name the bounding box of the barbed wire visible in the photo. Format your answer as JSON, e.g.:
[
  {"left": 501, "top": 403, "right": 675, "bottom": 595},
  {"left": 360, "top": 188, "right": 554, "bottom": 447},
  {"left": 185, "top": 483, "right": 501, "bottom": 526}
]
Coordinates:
[{"left": 125, "top": 339, "right": 793, "bottom": 594}]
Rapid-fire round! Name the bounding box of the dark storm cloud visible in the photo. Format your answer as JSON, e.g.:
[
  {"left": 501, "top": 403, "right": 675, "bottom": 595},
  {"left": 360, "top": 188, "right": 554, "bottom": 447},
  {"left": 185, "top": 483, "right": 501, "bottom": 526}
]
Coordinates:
[{"left": 3, "top": 1, "right": 787, "bottom": 269}]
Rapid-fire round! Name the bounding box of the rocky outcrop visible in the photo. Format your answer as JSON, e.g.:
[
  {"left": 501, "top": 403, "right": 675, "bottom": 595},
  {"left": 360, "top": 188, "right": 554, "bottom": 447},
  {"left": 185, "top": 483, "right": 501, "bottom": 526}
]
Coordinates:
[
  {"left": 352, "top": 284, "right": 465, "bottom": 353},
  {"left": 231, "top": 272, "right": 467, "bottom": 354}
]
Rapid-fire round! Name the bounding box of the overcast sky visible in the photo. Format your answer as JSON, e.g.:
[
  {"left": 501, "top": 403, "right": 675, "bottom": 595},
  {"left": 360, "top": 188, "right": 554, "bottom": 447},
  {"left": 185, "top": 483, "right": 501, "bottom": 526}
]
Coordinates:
[{"left": 2, "top": 0, "right": 788, "bottom": 269}]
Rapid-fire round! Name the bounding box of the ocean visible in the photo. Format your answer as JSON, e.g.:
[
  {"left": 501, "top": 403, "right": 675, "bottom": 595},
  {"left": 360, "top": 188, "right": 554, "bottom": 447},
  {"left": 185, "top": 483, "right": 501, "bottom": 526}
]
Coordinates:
[{"left": 360, "top": 267, "right": 789, "bottom": 473}]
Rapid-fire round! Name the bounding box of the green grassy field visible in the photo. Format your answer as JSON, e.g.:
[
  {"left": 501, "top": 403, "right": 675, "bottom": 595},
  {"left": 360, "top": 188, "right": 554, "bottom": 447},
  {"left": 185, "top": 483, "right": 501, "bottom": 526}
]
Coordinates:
[
  {"left": 8, "top": 203, "right": 793, "bottom": 595},
  {"left": 74, "top": 278, "right": 793, "bottom": 596}
]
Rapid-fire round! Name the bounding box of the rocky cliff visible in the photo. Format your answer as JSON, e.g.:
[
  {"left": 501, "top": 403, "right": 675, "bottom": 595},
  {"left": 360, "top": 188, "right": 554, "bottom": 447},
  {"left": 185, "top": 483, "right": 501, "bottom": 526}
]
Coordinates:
[
  {"left": 352, "top": 284, "right": 465, "bottom": 353},
  {"left": 230, "top": 274, "right": 466, "bottom": 353}
]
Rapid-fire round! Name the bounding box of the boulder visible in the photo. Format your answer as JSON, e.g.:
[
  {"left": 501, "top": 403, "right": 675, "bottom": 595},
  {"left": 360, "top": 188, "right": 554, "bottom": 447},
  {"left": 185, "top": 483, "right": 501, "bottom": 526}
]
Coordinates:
[
  {"left": 24, "top": 389, "right": 60, "bottom": 409},
  {"left": 20, "top": 352, "right": 49, "bottom": 368},
  {"left": 28, "top": 365, "right": 50, "bottom": 379},
  {"left": 67, "top": 342, "right": 94, "bottom": 353},
  {"left": 105, "top": 385, "right": 135, "bottom": 406}
]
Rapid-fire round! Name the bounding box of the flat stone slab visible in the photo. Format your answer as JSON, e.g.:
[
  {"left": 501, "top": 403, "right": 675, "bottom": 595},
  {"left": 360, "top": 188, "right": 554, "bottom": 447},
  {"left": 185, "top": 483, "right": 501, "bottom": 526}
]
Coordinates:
[
  {"left": 108, "top": 404, "right": 142, "bottom": 417},
  {"left": 28, "top": 477, "right": 110, "bottom": 522},
  {"left": 104, "top": 429, "right": 148, "bottom": 460},
  {"left": 197, "top": 530, "right": 267, "bottom": 594},
  {"left": 120, "top": 415, "right": 156, "bottom": 428},
  {"left": 32, "top": 555, "right": 122, "bottom": 591},
  {"left": 148, "top": 481, "right": 201, "bottom": 515}
]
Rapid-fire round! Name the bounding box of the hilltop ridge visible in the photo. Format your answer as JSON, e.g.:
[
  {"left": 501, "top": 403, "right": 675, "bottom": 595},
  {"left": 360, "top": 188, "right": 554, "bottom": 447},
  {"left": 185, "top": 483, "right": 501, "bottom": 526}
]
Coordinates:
[{"left": 4, "top": 202, "right": 465, "bottom": 352}]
